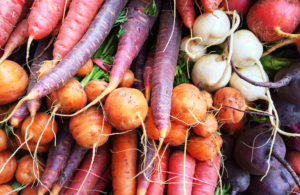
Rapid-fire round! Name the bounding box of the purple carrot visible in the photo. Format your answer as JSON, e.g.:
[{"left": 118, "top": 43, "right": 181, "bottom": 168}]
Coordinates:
[
  {"left": 69, "top": 0, "right": 162, "bottom": 116},
  {"left": 10, "top": 35, "right": 53, "bottom": 127},
  {"left": 51, "top": 143, "right": 89, "bottom": 195},
  {"left": 90, "top": 164, "right": 112, "bottom": 195},
  {"left": 143, "top": 48, "right": 155, "bottom": 103},
  {"left": 151, "top": 0, "right": 182, "bottom": 144},
  {"left": 137, "top": 139, "right": 156, "bottom": 195},
  {"left": 131, "top": 39, "right": 150, "bottom": 94},
  {"left": 38, "top": 120, "right": 74, "bottom": 195},
  {"left": 4, "top": 0, "right": 128, "bottom": 122}
]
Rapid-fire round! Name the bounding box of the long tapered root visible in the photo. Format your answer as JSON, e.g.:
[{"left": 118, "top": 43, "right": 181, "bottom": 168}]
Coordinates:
[
  {"left": 0, "top": 97, "right": 30, "bottom": 123},
  {"left": 274, "top": 27, "right": 300, "bottom": 39},
  {"left": 262, "top": 39, "right": 296, "bottom": 57}
]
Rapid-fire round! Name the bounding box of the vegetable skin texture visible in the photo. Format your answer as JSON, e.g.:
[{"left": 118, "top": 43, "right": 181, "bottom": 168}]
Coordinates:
[
  {"left": 143, "top": 48, "right": 155, "bottom": 103},
  {"left": 200, "top": 90, "right": 213, "bottom": 110},
  {"left": 200, "top": 0, "right": 221, "bottom": 14},
  {"left": 192, "top": 112, "right": 218, "bottom": 137},
  {"left": 221, "top": 134, "right": 235, "bottom": 161},
  {"left": 213, "top": 87, "right": 247, "bottom": 124},
  {"left": 51, "top": 143, "right": 89, "bottom": 195},
  {"left": 234, "top": 127, "right": 285, "bottom": 175},
  {"left": 112, "top": 129, "right": 138, "bottom": 195},
  {"left": 222, "top": 160, "right": 250, "bottom": 195},
  {"left": 69, "top": 107, "right": 112, "bottom": 148},
  {"left": 167, "top": 150, "right": 196, "bottom": 195},
  {"left": 146, "top": 144, "right": 170, "bottom": 195},
  {"left": 137, "top": 139, "right": 155, "bottom": 195},
  {"left": 90, "top": 165, "right": 112, "bottom": 195},
  {"left": 247, "top": 0, "right": 300, "bottom": 42},
  {"left": 15, "top": 128, "right": 50, "bottom": 153},
  {"left": 53, "top": 0, "right": 104, "bottom": 65},
  {"left": 76, "top": 59, "right": 93, "bottom": 77},
  {"left": 187, "top": 133, "right": 223, "bottom": 161},
  {"left": 46, "top": 79, "right": 87, "bottom": 114},
  {"left": 219, "top": 0, "right": 255, "bottom": 17},
  {"left": 286, "top": 150, "right": 300, "bottom": 175},
  {"left": 249, "top": 165, "right": 295, "bottom": 195},
  {"left": 132, "top": 40, "right": 149, "bottom": 94},
  {"left": 27, "top": 0, "right": 71, "bottom": 40},
  {"left": 21, "top": 186, "right": 38, "bottom": 195},
  {"left": 119, "top": 69, "right": 134, "bottom": 88},
  {"left": 85, "top": 80, "right": 108, "bottom": 104},
  {"left": 21, "top": 112, "right": 58, "bottom": 144},
  {"left": 11, "top": 36, "right": 53, "bottom": 127},
  {"left": 0, "top": 150, "right": 17, "bottom": 184},
  {"left": 151, "top": 0, "right": 182, "bottom": 141},
  {"left": 176, "top": 0, "right": 195, "bottom": 28},
  {"left": 0, "top": 60, "right": 29, "bottom": 105},
  {"left": 171, "top": 83, "right": 207, "bottom": 126},
  {"left": 0, "top": 0, "right": 24, "bottom": 47},
  {"left": 104, "top": 88, "right": 148, "bottom": 131},
  {"left": 38, "top": 120, "right": 74, "bottom": 195},
  {"left": 12, "top": 0, "right": 128, "bottom": 118},
  {"left": 64, "top": 140, "right": 111, "bottom": 195},
  {"left": 0, "top": 19, "right": 28, "bottom": 64},
  {"left": 192, "top": 154, "right": 220, "bottom": 195},
  {"left": 144, "top": 108, "right": 171, "bottom": 140},
  {"left": 15, "top": 154, "right": 45, "bottom": 184},
  {"left": 0, "top": 129, "right": 8, "bottom": 152},
  {"left": 0, "top": 184, "right": 17, "bottom": 195},
  {"left": 164, "top": 122, "right": 189, "bottom": 146}
]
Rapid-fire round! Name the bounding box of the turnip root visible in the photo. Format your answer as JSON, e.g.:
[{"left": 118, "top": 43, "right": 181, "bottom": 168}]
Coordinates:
[
  {"left": 191, "top": 54, "right": 231, "bottom": 92},
  {"left": 192, "top": 10, "right": 240, "bottom": 46},
  {"left": 230, "top": 65, "right": 269, "bottom": 102},
  {"left": 180, "top": 36, "right": 206, "bottom": 62}
]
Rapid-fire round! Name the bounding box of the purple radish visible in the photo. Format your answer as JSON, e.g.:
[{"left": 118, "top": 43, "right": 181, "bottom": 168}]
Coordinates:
[
  {"left": 221, "top": 134, "right": 235, "bottom": 161},
  {"left": 222, "top": 160, "right": 250, "bottom": 195},
  {"left": 234, "top": 127, "right": 300, "bottom": 188},
  {"left": 249, "top": 165, "right": 295, "bottom": 195}
]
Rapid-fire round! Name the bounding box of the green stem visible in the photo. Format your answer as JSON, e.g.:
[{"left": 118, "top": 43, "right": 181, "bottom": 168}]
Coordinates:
[{"left": 80, "top": 66, "right": 100, "bottom": 89}]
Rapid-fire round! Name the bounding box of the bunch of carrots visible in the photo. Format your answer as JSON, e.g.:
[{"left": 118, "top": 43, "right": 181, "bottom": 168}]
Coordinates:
[{"left": 1, "top": 0, "right": 300, "bottom": 194}]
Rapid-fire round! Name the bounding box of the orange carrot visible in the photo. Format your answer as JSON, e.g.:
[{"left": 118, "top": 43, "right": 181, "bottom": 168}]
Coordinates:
[
  {"left": 0, "top": 129, "right": 7, "bottom": 152},
  {"left": 0, "top": 150, "right": 17, "bottom": 184},
  {"left": 112, "top": 129, "right": 138, "bottom": 195}
]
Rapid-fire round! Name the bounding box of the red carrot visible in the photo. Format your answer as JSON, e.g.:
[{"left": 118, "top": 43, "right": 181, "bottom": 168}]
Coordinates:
[
  {"left": 72, "top": 0, "right": 162, "bottom": 115},
  {"left": 52, "top": 0, "right": 105, "bottom": 66},
  {"left": 200, "top": 0, "right": 221, "bottom": 14},
  {"left": 11, "top": 35, "right": 53, "bottom": 127},
  {"left": 0, "top": 19, "right": 28, "bottom": 64},
  {"left": 51, "top": 143, "right": 89, "bottom": 195},
  {"left": 38, "top": 120, "right": 74, "bottom": 195},
  {"left": 151, "top": 0, "right": 182, "bottom": 144},
  {"left": 146, "top": 144, "right": 170, "bottom": 195},
  {"left": 176, "top": 0, "right": 195, "bottom": 29},
  {"left": 167, "top": 150, "right": 196, "bottom": 195},
  {"left": 27, "top": 0, "right": 71, "bottom": 41},
  {"left": 90, "top": 165, "right": 112, "bottom": 195},
  {"left": 0, "top": 0, "right": 24, "bottom": 48},
  {"left": 143, "top": 48, "right": 155, "bottom": 103},
  {"left": 64, "top": 140, "right": 111, "bottom": 195},
  {"left": 137, "top": 139, "right": 156, "bottom": 195},
  {"left": 192, "top": 155, "right": 221, "bottom": 195},
  {"left": 17, "top": 0, "right": 34, "bottom": 24},
  {"left": 0, "top": 0, "right": 24, "bottom": 47},
  {"left": 4, "top": 0, "right": 128, "bottom": 122}
]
